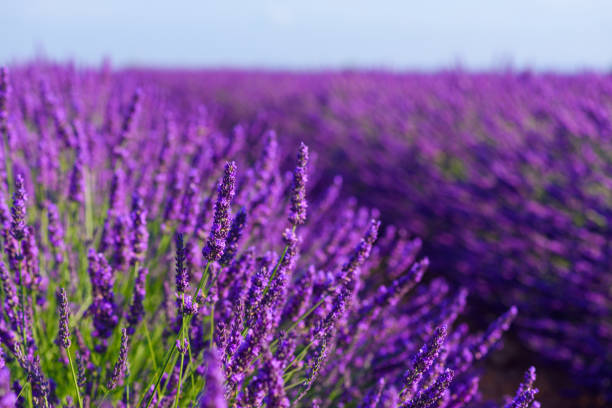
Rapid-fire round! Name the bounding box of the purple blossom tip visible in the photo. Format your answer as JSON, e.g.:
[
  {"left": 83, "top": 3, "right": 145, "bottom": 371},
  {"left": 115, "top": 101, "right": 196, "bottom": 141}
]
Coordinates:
[
  {"left": 289, "top": 142, "right": 309, "bottom": 225},
  {"left": 55, "top": 287, "right": 71, "bottom": 349},
  {"left": 203, "top": 161, "right": 237, "bottom": 262},
  {"left": 107, "top": 328, "right": 128, "bottom": 390},
  {"left": 10, "top": 174, "right": 27, "bottom": 241}
]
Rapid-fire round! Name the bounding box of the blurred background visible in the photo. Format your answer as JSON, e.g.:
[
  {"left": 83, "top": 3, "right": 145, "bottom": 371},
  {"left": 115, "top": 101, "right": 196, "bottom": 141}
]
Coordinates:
[
  {"left": 2, "top": 1, "right": 612, "bottom": 406},
  {"left": 1, "top": 0, "right": 612, "bottom": 71}
]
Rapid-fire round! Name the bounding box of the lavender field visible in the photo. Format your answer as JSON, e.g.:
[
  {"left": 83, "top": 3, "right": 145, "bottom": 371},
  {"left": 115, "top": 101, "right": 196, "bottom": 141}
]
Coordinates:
[{"left": 0, "top": 62, "right": 609, "bottom": 407}]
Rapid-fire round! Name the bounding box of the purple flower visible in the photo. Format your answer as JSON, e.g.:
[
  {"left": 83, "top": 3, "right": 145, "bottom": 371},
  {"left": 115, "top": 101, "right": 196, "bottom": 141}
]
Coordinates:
[
  {"left": 400, "top": 326, "right": 447, "bottom": 401},
  {"left": 0, "top": 67, "right": 9, "bottom": 143},
  {"left": 130, "top": 193, "right": 148, "bottom": 264},
  {"left": 203, "top": 161, "right": 237, "bottom": 262},
  {"left": 265, "top": 355, "right": 289, "bottom": 408},
  {"left": 199, "top": 348, "right": 227, "bottom": 408},
  {"left": 0, "top": 261, "right": 18, "bottom": 330},
  {"left": 10, "top": 175, "right": 27, "bottom": 242},
  {"left": 472, "top": 305, "right": 518, "bottom": 360},
  {"left": 0, "top": 364, "right": 17, "bottom": 408},
  {"left": 87, "top": 251, "right": 119, "bottom": 350},
  {"left": 358, "top": 378, "right": 385, "bottom": 408},
  {"left": 504, "top": 367, "right": 538, "bottom": 408},
  {"left": 28, "top": 355, "right": 49, "bottom": 407},
  {"left": 108, "top": 168, "right": 125, "bottom": 216},
  {"left": 107, "top": 328, "right": 129, "bottom": 390},
  {"left": 55, "top": 288, "right": 71, "bottom": 349},
  {"left": 175, "top": 233, "right": 188, "bottom": 294},
  {"left": 113, "top": 215, "right": 131, "bottom": 271},
  {"left": 289, "top": 142, "right": 309, "bottom": 226},
  {"left": 46, "top": 201, "right": 65, "bottom": 263},
  {"left": 68, "top": 139, "right": 85, "bottom": 204},
  {"left": 126, "top": 267, "right": 148, "bottom": 335},
  {"left": 219, "top": 207, "right": 247, "bottom": 267},
  {"left": 403, "top": 368, "right": 454, "bottom": 408}
]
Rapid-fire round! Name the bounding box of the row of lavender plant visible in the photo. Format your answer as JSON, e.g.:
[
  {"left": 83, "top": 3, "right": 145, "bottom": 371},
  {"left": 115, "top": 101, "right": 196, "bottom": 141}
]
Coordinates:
[
  {"left": 0, "top": 64, "right": 536, "bottom": 407},
  {"left": 135, "top": 70, "right": 612, "bottom": 398}
]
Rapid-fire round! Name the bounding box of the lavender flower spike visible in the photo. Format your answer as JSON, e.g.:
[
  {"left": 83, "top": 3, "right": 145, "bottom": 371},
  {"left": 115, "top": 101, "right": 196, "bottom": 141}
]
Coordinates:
[
  {"left": 127, "top": 267, "right": 148, "bottom": 335},
  {"left": 400, "top": 326, "right": 447, "bottom": 401},
  {"left": 199, "top": 348, "right": 227, "bottom": 408},
  {"left": 0, "top": 354, "right": 17, "bottom": 407},
  {"left": 403, "top": 368, "right": 454, "bottom": 408},
  {"left": 473, "top": 305, "right": 518, "bottom": 360},
  {"left": 29, "top": 355, "right": 50, "bottom": 407},
  {"left": 107, "top": 328, "right": 128, "bottom": 390},
  {"left": 56, "top": 288, "right": 71, "bottom": 349},
  {"left": 130, "top": 193, "right": 148, "bottom": 264},
  {"left": 10, "top": 174, "right": 27, "bottom": 241},
  {"left": 289, "top": 142, "right": 309, "bottom": 226},
  {"left": 203, "top": 161, "right": 237, "bottom": 262},
  {"left": 504, "top": 367, "right": 538, "bottom": 408},
  {"left": 358, "top": 378, "right": 386, "bottom": 408},
  {"left": 219, "top": 206, "right": 247, "bottom": 267},
  {"left": 0, "top": 67, "right": 8, "bottom": 138},
  {"left": 175, "top": 233, "right": 188, "bottom": 293},
  {"left": 46, "top": 201, "right": 66, "bottom": 263}
]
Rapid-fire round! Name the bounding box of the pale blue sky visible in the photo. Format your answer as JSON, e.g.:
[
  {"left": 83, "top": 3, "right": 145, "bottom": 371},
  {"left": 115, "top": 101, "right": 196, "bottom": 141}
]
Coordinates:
[{"left": 1, "top": 0, "right": 611, "bottom": 71}]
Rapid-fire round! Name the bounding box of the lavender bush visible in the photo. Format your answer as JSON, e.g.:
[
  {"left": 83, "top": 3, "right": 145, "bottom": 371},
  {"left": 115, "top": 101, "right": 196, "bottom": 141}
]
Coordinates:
[{"left": 0, "top": 64, "right": 537, "bottom": 407}]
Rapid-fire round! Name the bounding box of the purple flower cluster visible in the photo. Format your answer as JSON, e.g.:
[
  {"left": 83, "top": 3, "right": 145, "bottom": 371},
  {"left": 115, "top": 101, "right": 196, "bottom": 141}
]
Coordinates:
[{"left": 0, "top": 63, "right": 542, "bottom": 408}]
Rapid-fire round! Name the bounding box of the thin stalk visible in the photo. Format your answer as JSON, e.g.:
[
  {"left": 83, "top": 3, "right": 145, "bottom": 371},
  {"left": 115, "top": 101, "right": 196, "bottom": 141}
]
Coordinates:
[
  {"left": 209, "top": 304, "right": 215, "bottom": 347},
  {"left": 2, "top": 132, "right": 13, "bottom": 195},
  {"left": 96, "top": 388, "right": 111, "bottom": 408},
  {"left": 174, "top": 295, "right": 186, "bottom": 408},
  {"left": 67, "top": 345, "right": 84, "bottom": 408},
  {"left": 124, "top": 261, "right": 139, "bottom": 306},
  {"left": 284, "top": 342, "right": 314, "bottom": 374},
  {"left": 286, "top": 297, "right": 326, "bottom": 334},
  {"left": 125, "top": 366, "right": 131, "bottom": 408},
  {"left": 261, "top": 226, "right": 295, "bottom": 299},
  {"left": 85, "top": 169, "right": 94, "bottom": 240},
  {"left": 15, "top": 382, "right": 30, "bottom": 400},
  {"left": 143, "top": 321, "right": 159, "bottom": 371},
  {"left": 17, "top": 259, "right": 28, "bottom": 348},
  {"left": 193, "top": 262, "right": 211, "bottom": 300},
  {"left": 174, "top": 348, "right": 185, "bottom": 408},
  {"left": 285, "top": 378, "right": 307, "bottom": 391},
  {"left": 142, "top": 342, "right": 176, "bottom": 408},
  {"left": 142, "top": 261, "right": 211, "bottom": 408}
]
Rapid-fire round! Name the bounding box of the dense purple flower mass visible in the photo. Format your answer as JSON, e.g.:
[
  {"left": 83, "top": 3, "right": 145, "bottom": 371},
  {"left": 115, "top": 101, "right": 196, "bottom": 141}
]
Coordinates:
[
  {"left": 158, "top": 70, "right": 612, "bottom": 403},
  {"left": 0, "top": 63, "right": 546, "bottom": 408}
]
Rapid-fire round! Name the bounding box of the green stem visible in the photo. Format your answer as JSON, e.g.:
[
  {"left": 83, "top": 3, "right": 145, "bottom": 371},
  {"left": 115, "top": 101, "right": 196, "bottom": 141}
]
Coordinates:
[
  {"left": 15, "top": 382, "right": 30, "bottom": 400},
  {"left": 17, "top": 258, "right": 27, "bottom": 348},
  {"left": 67, "top": 345, "right": 83, "bottom": 408},
  {"left": 261, "top": 226, "right": 295, "bottom": 300},
  {"left": 143, "top": 321, "right": 159, "bottom": 371},
  {"left": 284, "top": 342, "right": 314, "bottom": 374},
  {"left": 193, "top": 262, "right": 211, "bottom": 300},
  {"left": 210, "top": 304, "right": 215, "bottom": 348},
  {"left": 285, "top": 378, "right": 307, "bottom": 391},
  {"left": 174, "top": 295, "right": 186, "bottom": 408},
  {"left": 85, "top": 169, "right": 94, "bottom": 240},
  {"left": 142, "top": 342, "right": 176, "bottom": 408},
  {"left": 174, "top": 349, "right": 185, "bottom": 408},
  {"left": 141, "top": 261, "right": 212, "bottom": 408},
  {"left": 286, "top": 297, "right": 326, "bottom": 334},
  {"left": 124, "top": 262, "right": 139, "bottom": 306},
  {"left": 3, "top": 131, "right": 13, "bottom": 195}
]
